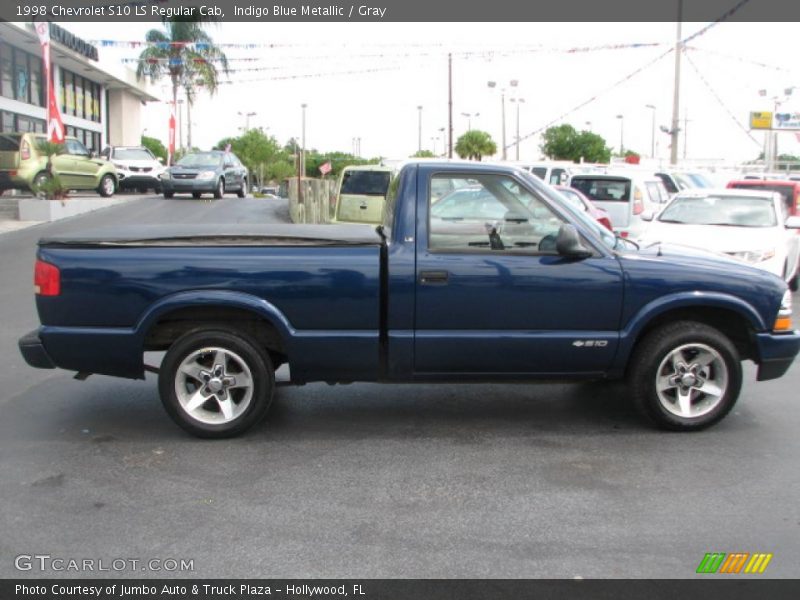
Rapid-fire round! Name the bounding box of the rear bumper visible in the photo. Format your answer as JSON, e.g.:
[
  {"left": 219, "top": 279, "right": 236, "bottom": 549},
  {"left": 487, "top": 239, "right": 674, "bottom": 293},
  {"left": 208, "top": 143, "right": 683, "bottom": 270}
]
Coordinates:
[
  {"left": 755, "top": 331, "right": 800, "bottom": 381},
  {"left": 18, "top": 329, "right": 55, "bottom": 369}
]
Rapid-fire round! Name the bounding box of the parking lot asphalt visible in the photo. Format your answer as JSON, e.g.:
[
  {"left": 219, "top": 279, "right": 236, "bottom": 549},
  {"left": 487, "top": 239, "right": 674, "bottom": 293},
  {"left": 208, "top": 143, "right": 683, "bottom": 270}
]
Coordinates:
[{"left": 0, "top": 195, "right": 798, "bottom": 579}]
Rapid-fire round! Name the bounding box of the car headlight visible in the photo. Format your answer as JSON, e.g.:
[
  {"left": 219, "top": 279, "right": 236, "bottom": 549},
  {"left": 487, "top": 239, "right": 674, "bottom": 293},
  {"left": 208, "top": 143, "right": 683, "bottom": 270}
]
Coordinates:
[
  {"left": 112, "top": 162, "right": 126, "bottom": 170},
  {"left": 774, "top": 290, "right": 793, "bottom": 332},
  {"left": 159, "top": 171, "right": 171, "bottom": 180},
  {"left": 196, "top": 171, "right": 216, "bottom": 180},
  {"left": 731, "top": 248, "right": 776, "bottom": 263}
]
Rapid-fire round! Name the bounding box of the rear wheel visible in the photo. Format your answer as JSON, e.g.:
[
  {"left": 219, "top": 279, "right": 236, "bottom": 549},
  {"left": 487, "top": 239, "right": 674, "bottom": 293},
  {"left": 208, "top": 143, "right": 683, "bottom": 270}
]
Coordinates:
[
  {"left": 237, "top": 178, "right": 247, "bottom": 198},
  {"left": 163, "top": 191, "right": 174, "bottom": 199},
  {"left": 32, "top": 171, "right": 50, "bottom": 198},
  {"left": 628, "top": 321, "right": 742, "bottom": 431},
  {"left": 213, "top": 178, "right": 224, "bottom": 199},
  {"left": 158, "top": 329, "right": 274, "bottom": 438},
  {"left": 98, "top": 174, "right": 116, "bottom": 197}
]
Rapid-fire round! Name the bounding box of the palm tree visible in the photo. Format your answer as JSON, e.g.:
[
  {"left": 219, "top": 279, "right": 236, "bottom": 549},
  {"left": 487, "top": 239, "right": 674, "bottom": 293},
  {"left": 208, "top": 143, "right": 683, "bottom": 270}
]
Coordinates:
[
  {"left": 135, "top": 20, "right": 229, "bottom": 158},
  {"left": 454, "top": 130, "right": 497, "bottom": 161}
]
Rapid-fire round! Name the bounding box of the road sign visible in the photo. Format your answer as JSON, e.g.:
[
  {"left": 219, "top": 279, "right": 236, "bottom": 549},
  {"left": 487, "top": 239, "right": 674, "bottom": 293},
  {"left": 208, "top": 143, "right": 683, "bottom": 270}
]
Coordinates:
[{"left": 750, "top": 111, "right": 773, "bottom": 130}]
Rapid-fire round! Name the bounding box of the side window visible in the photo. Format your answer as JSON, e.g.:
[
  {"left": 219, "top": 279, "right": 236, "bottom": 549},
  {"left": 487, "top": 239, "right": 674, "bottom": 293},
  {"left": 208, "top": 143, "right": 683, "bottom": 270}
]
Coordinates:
[
  {"left": 549, "top": 169, "right": 566, "bottom": 185},
  {"left": 66, "top": 139, "right": 88, "bottom": 156},
  {"left": 645, "top": 182, "right": 663, "bottom": 205},
  {"left": 428, "top": 174, "right": 565, "bottom": 254}
]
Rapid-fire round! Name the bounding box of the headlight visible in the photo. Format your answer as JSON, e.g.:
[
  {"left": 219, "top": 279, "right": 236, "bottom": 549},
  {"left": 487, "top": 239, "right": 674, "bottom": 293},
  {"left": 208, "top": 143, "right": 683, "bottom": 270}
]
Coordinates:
[
  {"left": 774, "top": 290, "right": 793, "bottom": 332},
  {"left": 159, "top": 171, "right": 171, "bottom": 180},
  {"left": 196, "top": 171, "right": 216, "bottom": 180},
  {"left": 112, "top": 162, "right": 126, "bottom": 170},
  {"left": 731, "top": 248, "right": 776, "bottom": 263}
]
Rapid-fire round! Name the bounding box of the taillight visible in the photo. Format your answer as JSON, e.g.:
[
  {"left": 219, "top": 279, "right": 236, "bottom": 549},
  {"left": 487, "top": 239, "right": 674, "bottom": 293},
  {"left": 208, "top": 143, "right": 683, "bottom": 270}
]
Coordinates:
[
  {"left": 34, "top": 260, "right": 60, "bottom": 296},
  {"left": 599, "top": 217, "right": 613, "bottom": 231},
  {"left": 632, "top": 187, "right": 644, "bottom": 215},
  {"left": 21, "top": 139, "right": 30, "bottom": 161}
]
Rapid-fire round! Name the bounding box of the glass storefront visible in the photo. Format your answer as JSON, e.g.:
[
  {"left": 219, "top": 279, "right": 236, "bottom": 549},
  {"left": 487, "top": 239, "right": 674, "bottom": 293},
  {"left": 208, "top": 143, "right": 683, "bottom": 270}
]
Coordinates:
[
  {"left": 0, "top": 41, "right": 44, "bottom": 107},
  {"left": 60, "top": 67, "right": 101, "bottom": 122}
]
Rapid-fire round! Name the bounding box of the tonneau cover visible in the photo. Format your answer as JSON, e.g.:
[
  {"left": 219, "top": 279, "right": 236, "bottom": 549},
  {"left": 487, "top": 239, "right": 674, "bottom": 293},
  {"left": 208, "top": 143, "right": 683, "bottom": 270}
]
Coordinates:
[{"left": 39, "top": 223, "right": 384, "bottom": 247}]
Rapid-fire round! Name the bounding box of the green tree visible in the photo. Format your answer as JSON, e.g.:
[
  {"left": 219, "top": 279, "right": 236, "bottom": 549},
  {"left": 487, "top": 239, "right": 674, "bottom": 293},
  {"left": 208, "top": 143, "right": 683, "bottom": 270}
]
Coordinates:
[
  {"left": 540, "top": 125, "right": 611, "bottom": 163},
  {"left": 411, "top": 150, "right": 435, "bottom": 158},
  {"left": 135, "top": 19, "right": 229, "bottom": 159},
  {"left": 33, "top": 141, "right": 67, "bottom": 199},
  {"left": 215, "top": 128, "right": 284, "bottom": 187},
  {"left": 454, "top": 130, "right": 497, "bottom": 161},
  {"left": 141, "top": 135, "right": 168, "bottom": 162}
]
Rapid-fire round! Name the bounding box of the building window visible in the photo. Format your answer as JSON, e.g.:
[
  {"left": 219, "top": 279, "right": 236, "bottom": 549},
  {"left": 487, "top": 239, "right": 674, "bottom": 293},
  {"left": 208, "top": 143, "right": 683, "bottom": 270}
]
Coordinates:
[
  {"left": 1, "top": 111, "right": 14, "bottom": 132},
  {"left": 14, "top": 48, "right": 29, "bottom": 103},
  {"left": 74, "top": 75, "right": 84, "bottom": 119},
  {"left": 1, "top": 43, "right": 14, "bottom": 100},
  {"left": 29, "top": 55, "right": 42, "bottom": 107}
]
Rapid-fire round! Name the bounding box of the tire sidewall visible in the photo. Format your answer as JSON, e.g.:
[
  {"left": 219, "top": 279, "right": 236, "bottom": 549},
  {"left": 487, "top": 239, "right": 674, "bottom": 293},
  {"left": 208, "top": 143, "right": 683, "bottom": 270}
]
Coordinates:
[
  {"left": 631, "top": 322, "right": 742, "bottom": 431},
  {"left": 158, "top": 329, "right": 274, "bottom": 438},
  {"left": 99, "top": 174, "right": 115, "bottom": 197}
]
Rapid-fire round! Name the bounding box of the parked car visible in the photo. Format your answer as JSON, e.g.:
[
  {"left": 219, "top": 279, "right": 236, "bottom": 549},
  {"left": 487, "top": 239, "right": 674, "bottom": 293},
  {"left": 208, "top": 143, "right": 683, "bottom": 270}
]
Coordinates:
[
  {"left": 100, "top": 145, "right": 165, "bottom": 193},
  {"left": 641, "top": 189, "right": 800, "bottom": 290},
  {"left": 18, "top": 162, "right": 799, "bottom": 437},
  {"left": 655, "top": 171, "right": 715, "bottom": 195},
  {"left": 332, "top": 165, "right": 393, "bottom": 224},
  {"left": 726, "top": 179, "right": 800, "bottom": 218},
  {"left": 516, "top": 162, "right": 572, "bottom": 186},
  {"left": 160, "top": 150, "right": 248, "bottom": 199},
  {"left": 553, "top": 185, "right": 613, "bottom": 231},
  {"left": 0, "top": 132, "right": 117, "bottom": 197},
  {"left": 569, "top": 171, "right": 669, "bottom": 239}
]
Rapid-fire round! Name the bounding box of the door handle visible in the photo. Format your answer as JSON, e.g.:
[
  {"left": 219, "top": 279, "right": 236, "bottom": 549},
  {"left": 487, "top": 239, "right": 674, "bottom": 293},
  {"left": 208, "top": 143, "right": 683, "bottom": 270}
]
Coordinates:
[{"left": 419, "top": 270, "right": 449, "bottom": 285}]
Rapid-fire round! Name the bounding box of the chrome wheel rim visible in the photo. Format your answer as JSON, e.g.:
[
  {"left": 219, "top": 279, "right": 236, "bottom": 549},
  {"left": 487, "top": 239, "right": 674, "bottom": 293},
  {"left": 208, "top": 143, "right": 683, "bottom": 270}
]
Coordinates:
[
  {"left": 102, "top": 176, "right": 114, "bottom": 195},
  {"left": 174, "top": 347, "right": 253, "bottom": 425},
  {"left": 655, "top": 343, "right": 728, "bottom": 419},
  {"left": 218, "top": 179, "right": 224, "bottom": 196},
  {"left": 34, "top": 175, "right": 49, "bottom": 198}
]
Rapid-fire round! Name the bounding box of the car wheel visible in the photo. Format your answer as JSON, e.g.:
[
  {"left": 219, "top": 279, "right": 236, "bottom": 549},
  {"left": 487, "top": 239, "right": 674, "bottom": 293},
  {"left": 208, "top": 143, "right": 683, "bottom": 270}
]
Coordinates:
[
  {"left": 213, "top": 178, "right": 224, "bottom": 199},
  {"left": 237, "top": 178, "right": 247, "bottom": 198},
  {"left": 98, "top": 174, "right": 116, "bottom": 197},
  {"left": 628, "top": 321, "right": 742, "bottom": 431},
  {"left": 163, "top": 191, "right": 174, "bottom": 199},
  {"left": 192, "top": 192, "right": 202, "bottom": 199},
  {"left": 32, "top": 172, "right": 50, "bottom": 198},
  {"left": 158, "top": 329, "right": 275, "bottom": 438}
]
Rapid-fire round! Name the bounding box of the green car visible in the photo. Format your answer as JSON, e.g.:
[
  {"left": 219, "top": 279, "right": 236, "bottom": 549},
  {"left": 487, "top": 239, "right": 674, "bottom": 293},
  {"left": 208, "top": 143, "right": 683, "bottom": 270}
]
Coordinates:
[{"left": 0, "top": 133, "right": 117, "bottom": 197}]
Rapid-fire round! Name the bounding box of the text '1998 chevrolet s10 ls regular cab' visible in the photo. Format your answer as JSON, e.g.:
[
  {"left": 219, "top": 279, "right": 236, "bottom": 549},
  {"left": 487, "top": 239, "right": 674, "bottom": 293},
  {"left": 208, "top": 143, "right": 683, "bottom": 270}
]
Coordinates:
[{"left": 18, "top": 162, "right": 800, "bottom": 437}]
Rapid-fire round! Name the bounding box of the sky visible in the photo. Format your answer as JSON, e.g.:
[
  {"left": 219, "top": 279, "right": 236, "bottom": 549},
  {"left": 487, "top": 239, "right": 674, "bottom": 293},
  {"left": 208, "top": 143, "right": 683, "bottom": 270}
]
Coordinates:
[{"left": 63, "top": 21, "right": 800, "bottom": 165}]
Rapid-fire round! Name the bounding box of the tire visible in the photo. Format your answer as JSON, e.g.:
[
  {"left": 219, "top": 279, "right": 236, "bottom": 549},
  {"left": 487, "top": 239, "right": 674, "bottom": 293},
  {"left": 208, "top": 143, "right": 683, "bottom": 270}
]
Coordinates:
[
  {"left": 158, "top": 329, "right": 275, "bottom": 438},
  {"left": 98, "top": 174, "right": 116, "bottom": 197},
  {"left": 628, "top": 321, "right": 742, "bottom": 431},
  {"left": 213, "top": 178, "right": 224, "bottom": 199},
  {"left": 32, "top": 171, "right": 50, "bottom": 198},
  {"left": 237, "top": 179, "right": 247, "bottom": 198},
  {"left": 192, "top": 192, "right": 202, "bottom": 199},
  {"left": 163, "top": 191, "right": 174, "bottom": 199}
]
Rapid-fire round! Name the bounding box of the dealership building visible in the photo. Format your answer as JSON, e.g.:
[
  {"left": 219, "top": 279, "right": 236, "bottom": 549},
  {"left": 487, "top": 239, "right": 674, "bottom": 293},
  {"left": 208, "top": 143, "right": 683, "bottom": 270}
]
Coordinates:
[{"left": 0, "top": 21, "right": 158, "bottom": 152}]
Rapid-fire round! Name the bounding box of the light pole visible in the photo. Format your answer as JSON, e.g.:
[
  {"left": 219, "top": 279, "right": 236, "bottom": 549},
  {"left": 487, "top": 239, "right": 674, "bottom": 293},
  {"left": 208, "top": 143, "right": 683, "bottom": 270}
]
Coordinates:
[
  {"left": 488, "top": 80, "right": 517, "bottom": 161},
  {"left": 417, "top": 105, "right": 423, "bottom": 153},
  {"left": 616, "top": 114, "right": 625, "bottom": 155},
  {"left": 301, "top": 103, "right": 307, "bottom": 177},
  {"left": 461, "top": 111, "right": 479, "bottom": 131},
  {"left": 645, "top": 104, "right": 656, "bottom": 158},
  {"left": 238, "top": 111, "right": 257, "bottom": 132},
  {"left": 509, "top": 97, "right": 525, "bottom": 160}
]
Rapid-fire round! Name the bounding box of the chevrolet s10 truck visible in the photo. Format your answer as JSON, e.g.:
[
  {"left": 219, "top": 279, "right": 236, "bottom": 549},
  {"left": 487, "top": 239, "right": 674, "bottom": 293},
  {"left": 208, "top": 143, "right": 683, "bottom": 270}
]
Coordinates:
[{"left": 19, "top": 162, "right": 800, "bottom": 438}]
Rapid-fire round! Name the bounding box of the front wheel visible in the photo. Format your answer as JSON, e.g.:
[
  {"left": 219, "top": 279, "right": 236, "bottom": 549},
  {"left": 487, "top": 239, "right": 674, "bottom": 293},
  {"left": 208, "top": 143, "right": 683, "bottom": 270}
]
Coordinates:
[
  {"left": 163, "top": 191, "right": 174, "bottom": 199},
  {"left": 628, "top": 321, "right": 742, "bottom": 431},
  {"left": 98, "top": 174, "right": 116, "bottom": 197},
  {"left": 237, "top": 179, "right": 247, "bottom": 198},
  {"left": 213, "top": 178, "right": 224, "bottom": 199},
  {"left": 158, "top": 329, "right": 275, "bottom": 438}
]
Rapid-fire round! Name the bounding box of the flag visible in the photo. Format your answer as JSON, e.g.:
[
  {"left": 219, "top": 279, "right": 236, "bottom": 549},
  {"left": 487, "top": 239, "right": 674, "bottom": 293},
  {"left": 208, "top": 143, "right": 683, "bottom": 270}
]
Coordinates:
[
  {"left": 34, "top": 22, "right": 65, "bottom": 144},
  {"left": 319, "top": 161, "right": 332, "bottom": 175},
  {"left": 167, "top": 101, "right": 176, "bottom": 165}
]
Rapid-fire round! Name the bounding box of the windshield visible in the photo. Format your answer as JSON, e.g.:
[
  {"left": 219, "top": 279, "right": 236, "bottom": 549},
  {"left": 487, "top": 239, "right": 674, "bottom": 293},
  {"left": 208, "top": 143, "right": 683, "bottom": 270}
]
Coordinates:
[
  {"left": 658, "top": 195, "right": 777, "bottom": 227},
  {"left": 113, "top": 148, "right": 155, "bottom": 161},
  {"left": 340, "top": 170, "right": 391, "bottom": 195},
  {"left": 177, "top": 153, "right": 223, "bottom": 169},
  {"left": 684, "top": 172, "right": 714, "bottom": 188}
]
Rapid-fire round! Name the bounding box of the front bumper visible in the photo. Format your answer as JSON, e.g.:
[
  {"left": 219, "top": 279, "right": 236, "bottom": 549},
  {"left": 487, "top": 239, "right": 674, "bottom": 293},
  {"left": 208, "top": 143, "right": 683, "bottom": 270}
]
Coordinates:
[
  {"left": 118, "top": 172, "right": 161, "bottom": 189},
  {"left": 161, "top": 178, "right": 217, "bottom": 193},
  {"left": 18, "top": 329, "right": 55, "bottom": 369},
  {"left": 755, "top": 330, "right": 800, "bottom": 381}
]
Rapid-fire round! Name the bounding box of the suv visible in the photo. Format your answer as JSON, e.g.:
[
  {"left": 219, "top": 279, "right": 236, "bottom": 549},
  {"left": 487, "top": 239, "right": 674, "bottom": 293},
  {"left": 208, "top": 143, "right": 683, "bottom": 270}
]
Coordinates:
[
  {"left": 100, "top": 146, "right": 165, "bottom": 193},
  {"left": 0, "top": 133, "right": 117, "bottom": 197},
  {"left": 569, "top": 171, "right": 670, "bottom": 239}
]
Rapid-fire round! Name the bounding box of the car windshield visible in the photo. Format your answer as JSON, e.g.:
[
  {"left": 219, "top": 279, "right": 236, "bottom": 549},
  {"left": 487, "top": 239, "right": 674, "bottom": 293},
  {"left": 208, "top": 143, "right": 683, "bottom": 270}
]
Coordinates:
[
  {"left": 113, "top": 148, "right": 154, "bottom": 161},
  {"left": 557, "top": 188, "right": 587, "bottom": 211},
  {"left": 340, "top": 170, "right": 391, "bottom": 195},
  {"left": 684, "top": 172, "right": 714, "bottom": 188},
  {"left": 177, "top": 153, "right": 223, "bottom": 169},
  {"left": 658, "top": 195, "right": 777, "bottom": 227}
]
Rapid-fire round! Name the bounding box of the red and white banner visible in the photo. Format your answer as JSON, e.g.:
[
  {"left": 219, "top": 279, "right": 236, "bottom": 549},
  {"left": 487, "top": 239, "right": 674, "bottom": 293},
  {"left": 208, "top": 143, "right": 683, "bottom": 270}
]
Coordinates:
[
  {"left": 319, "top": 161, "right": 332, "bottom": 176},
  {"left": 34, "top": 22, "right": 65, "bottom": 144},
  {"left": 167, "top": 101, "right": 176, "bottom": 165}
]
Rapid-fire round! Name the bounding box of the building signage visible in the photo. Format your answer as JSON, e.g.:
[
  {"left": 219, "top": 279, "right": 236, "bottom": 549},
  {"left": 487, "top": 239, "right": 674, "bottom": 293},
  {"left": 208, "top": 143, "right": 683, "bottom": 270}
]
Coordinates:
[
  {"left": 774, "top": 112, "right": 800, "bottom": 130},
  {"left": 47, "top": 23, "right": 99, "bottom": 61},
  {"left": 749, "top": 111, "right": 772, "bottom": 130}
]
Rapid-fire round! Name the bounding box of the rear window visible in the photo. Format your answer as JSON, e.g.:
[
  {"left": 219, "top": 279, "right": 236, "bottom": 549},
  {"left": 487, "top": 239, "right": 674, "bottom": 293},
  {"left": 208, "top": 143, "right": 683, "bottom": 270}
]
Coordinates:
[
  {"left": 571, "top": 177, "right": 631, "bottom": 202},
  {"left": 0, "top": 134, "right": 22, "bottom": 151},
  {"left": 729, "top": 183, "right": 793, "bottom": 215},
  {"left": 340, "top": 170, "right": 391, "bottom": 196},
  {"left": 530, "top": 167, "right": 547, "bottom": 180}
]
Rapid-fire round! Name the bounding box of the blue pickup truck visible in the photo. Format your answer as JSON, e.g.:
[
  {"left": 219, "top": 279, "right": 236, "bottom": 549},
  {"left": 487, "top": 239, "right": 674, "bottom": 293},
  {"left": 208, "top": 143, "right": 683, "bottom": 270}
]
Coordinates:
[{"left": 19, "top": 162, "right": 800, "bottom": 437}]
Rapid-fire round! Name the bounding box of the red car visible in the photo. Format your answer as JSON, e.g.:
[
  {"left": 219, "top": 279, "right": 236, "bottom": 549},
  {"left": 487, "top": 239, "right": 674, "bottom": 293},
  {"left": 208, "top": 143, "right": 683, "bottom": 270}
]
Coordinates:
[
  {"left": 554, "top": 185, "right": 613, "bottom": 231},
  {"left": 726, "top": 179, "right": 800, "bottom": 218}
]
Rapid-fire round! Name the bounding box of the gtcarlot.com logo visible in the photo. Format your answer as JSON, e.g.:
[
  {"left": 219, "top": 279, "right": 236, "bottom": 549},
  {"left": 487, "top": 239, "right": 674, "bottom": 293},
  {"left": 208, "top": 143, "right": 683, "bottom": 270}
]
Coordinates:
[{"left": 696, "top": 552, "right": 773, "bottom": 574}]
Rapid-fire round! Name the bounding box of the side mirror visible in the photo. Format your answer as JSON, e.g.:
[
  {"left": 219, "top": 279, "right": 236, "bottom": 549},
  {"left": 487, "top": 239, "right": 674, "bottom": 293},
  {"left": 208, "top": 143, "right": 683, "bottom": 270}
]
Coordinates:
[
  {"left": 556, "top": 224, "right": 592, "bottom": 259},
  {"left": 89, "top": 150, "right": 96, "bottom": 159},
  {"left": 641, "top": 210, "right": 654, "bottom": 222},
  {"left": 785, "top": 216, "right": 800, "bottom": 229}
]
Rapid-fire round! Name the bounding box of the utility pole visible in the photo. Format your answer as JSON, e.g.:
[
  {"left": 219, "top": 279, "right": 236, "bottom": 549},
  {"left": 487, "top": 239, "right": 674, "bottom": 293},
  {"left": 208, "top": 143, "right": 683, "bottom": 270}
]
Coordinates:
[
  {"left": 683, "top": 108, "right": 690, "bottom": 160},
  {"left": 646, "top": 104, "right": 656, "bottom": 158},
  {"left": 301, "top": 103, "right": 307, "bottom": 177},
  {"left": 417, "top": 105, "right": 423, "bottom": 153},
  {"left": 670, "top": 0, "right": 683, "bottom": 166},
  {"left": 448, "top": 53, "right": 453, "bottom": 158}
]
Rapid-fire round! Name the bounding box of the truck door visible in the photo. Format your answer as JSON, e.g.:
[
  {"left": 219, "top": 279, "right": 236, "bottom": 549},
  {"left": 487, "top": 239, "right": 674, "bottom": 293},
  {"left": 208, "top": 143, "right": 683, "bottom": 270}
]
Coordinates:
[{"left": 414, "top": 170, "right": 624, "bottom": 376}]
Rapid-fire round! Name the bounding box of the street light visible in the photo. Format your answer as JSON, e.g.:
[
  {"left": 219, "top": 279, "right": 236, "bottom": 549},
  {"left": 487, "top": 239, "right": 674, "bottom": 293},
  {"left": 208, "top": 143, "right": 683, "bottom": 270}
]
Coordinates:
[
  {"left": 645, "top": 104, "right": 656, "bottom": 158},
  {"left": 616, "top": 114, "right": 625, "bottom": 155},
  {"left": 237, "top": 111, "right": 257, "bottom": 132},
  {"left": 488, "top": 79, "right": 518, "bottom": 160},
  {"left": 417, "top": 105, "right": 423, "bottom": 153},
  {"left": 461, "top": 111, "right": 480, "bottom": 131},
  {"left": 509, "top": 97, "right": 525, "bottom": 160}
]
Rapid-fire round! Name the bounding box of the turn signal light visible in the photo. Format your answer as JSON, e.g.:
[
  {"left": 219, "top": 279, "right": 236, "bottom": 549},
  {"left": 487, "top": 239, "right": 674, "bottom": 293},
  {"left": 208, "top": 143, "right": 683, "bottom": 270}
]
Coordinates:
[
  {"left": 34, "top": 260, "right": 60, "bottom": 296},
  {"left": 774, "top": 316, "right": 792, "bottom": 331},
  {"left": 774, "top": 291, "right": 793, "bottom": 332}
]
